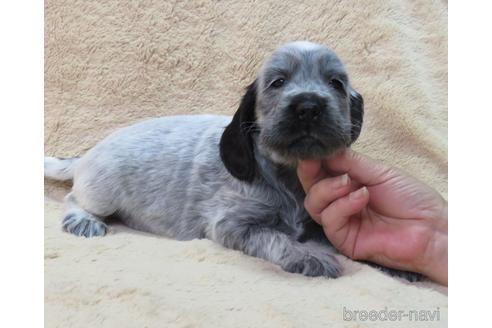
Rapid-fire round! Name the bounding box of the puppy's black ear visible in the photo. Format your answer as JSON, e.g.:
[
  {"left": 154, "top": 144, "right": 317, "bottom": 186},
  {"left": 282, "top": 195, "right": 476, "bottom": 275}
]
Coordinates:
[
  {"left": 220, "top": 81, "right": 257, "bottom": 182},
  {"left": 349, "top": 89, "right": 364, "bottom": 143}
]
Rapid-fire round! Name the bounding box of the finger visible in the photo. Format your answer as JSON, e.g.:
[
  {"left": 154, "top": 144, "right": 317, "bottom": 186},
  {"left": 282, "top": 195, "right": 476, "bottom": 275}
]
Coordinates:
[
  {"left": 325, "top": 149, "right": 394, "bottom": 186},
  {"left": 297, "top": 159, "right": 328, "bottom": 192},
  {"left": 304, "top": 174, "right": 351, "bottom": 223},
  {"left": 319, "top": 187, "right": 370, "bottom": 243}
]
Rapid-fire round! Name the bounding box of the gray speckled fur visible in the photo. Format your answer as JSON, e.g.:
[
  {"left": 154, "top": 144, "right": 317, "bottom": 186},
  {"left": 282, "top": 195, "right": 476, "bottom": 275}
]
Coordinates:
[
  {"left": 46, "top": 42, "right": 347, "bottom": 277},
  {"left": 63, "top": 114, "right": 340, "bottom": 277}
]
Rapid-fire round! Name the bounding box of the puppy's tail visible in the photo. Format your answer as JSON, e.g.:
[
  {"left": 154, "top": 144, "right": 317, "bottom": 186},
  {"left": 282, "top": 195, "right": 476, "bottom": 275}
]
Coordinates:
[{"left": 44, "top": 156, "right": 79, "bottom": 181}]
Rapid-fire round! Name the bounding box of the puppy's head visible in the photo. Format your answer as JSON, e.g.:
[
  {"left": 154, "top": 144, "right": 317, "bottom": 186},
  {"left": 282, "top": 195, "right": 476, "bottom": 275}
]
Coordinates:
[{"left": 220, "top": 41, "right": 364, "bottom": 182}]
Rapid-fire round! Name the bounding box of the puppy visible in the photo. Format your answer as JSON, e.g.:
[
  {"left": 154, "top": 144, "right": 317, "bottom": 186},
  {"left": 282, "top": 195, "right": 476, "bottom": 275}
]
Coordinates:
[{"left": 45, "top": 41, "right": 418, "bottom": 280}]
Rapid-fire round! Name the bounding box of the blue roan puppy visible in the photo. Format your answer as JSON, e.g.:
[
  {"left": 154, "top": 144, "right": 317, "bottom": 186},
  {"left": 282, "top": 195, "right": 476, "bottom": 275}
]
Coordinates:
[{"left": 45, "top": 41, "right": 419, "bottom": 280}]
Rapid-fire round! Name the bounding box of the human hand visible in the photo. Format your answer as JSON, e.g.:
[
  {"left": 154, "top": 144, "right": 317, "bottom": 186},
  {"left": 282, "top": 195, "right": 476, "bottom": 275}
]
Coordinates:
[{"left": 297, "top": 149, "right": 448, "bottom": 285}]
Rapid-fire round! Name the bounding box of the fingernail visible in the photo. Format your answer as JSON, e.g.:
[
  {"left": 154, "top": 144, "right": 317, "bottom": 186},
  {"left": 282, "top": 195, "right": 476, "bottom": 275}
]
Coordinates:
[
  {"left": 337, "top": 174, "right": 349, "bottom": 188},
  {"left": 349, "top": 187, "right": 368, "bottom": 200}
]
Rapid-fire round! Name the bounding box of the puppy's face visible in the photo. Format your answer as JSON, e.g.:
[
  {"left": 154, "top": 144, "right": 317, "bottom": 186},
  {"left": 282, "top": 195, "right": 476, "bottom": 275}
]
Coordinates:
[
  {"left": 220, "top": 41, "right": 363, "bottom": 182},
  {"left": 255, "top": 42, "right": 362, "bottom": 164}
]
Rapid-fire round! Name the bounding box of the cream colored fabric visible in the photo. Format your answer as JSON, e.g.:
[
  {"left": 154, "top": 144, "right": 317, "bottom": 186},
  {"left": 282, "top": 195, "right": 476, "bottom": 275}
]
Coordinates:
[{"left": 45, "top": 0, "right": 448, "bottom": 327}]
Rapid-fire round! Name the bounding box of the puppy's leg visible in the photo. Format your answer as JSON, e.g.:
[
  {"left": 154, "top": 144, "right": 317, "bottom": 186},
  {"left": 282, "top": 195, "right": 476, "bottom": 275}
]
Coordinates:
[
  {"left": 213, "top": 217, "right": 341, "bottom": 278},
  {"left": 61, "top": 193, "right": 108, "bottom": 238}
]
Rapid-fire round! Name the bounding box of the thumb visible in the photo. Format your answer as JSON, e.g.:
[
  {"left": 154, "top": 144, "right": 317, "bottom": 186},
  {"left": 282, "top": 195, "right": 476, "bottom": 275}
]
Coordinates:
[{"left": 296, "top": 159, "right": 327, "bottom": 193}]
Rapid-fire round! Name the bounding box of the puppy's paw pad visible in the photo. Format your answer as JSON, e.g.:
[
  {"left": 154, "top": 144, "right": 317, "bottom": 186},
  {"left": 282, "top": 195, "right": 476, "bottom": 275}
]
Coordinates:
[{"left": 62, "top": 213, "right": 107, "bottom": 238}]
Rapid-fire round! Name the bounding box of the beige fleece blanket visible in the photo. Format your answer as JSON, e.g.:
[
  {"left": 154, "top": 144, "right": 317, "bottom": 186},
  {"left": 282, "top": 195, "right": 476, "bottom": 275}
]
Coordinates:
[{"left": 45, "top": 0, "right": 448, "bottom": 327}]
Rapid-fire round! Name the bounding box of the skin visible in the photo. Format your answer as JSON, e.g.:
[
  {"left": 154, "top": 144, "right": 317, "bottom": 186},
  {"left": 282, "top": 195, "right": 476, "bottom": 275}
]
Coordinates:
[{"left": 297, "top": 149, "right": 448, "bottom": 285}]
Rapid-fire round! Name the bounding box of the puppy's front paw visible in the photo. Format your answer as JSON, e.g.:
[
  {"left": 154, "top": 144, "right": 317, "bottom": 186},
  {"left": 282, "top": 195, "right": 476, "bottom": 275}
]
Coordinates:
[{"left": 282, "top": 253, "right": 342, "bottom": 278}]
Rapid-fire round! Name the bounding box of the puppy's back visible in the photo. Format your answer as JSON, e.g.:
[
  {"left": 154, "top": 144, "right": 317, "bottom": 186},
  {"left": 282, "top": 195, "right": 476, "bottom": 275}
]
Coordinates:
[{"left": 71, "top": 115, "right": 233, "bottom": 235}]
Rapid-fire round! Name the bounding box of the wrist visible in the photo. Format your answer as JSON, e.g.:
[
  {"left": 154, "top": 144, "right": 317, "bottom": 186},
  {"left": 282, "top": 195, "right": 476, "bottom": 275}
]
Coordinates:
[{"left": 419, "top": 219, "right": 448, "bottom": 285}]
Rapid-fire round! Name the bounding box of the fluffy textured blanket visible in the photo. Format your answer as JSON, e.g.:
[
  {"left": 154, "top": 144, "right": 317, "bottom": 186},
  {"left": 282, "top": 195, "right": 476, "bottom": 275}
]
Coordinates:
[{"left": 45, "top": 0, "right": 448, "bottom": 327}]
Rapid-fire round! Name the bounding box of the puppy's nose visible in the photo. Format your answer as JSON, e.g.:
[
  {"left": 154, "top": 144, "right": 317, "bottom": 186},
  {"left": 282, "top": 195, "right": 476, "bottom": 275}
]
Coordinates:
[
  {"left": 290, "top": 93, "right": 325, "bottom": 122},
  {"left": 295, "top": 100, "right": 321, "bottom": 121}
]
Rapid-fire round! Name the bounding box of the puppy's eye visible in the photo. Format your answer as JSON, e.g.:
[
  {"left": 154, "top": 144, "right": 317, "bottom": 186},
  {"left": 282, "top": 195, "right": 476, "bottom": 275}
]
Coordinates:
[
  {"left": 271, "top": 78, "right": 285, "bottom": 88},
  {"left": 329, "top": 78, "right": 345, "bottom": 92}
]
